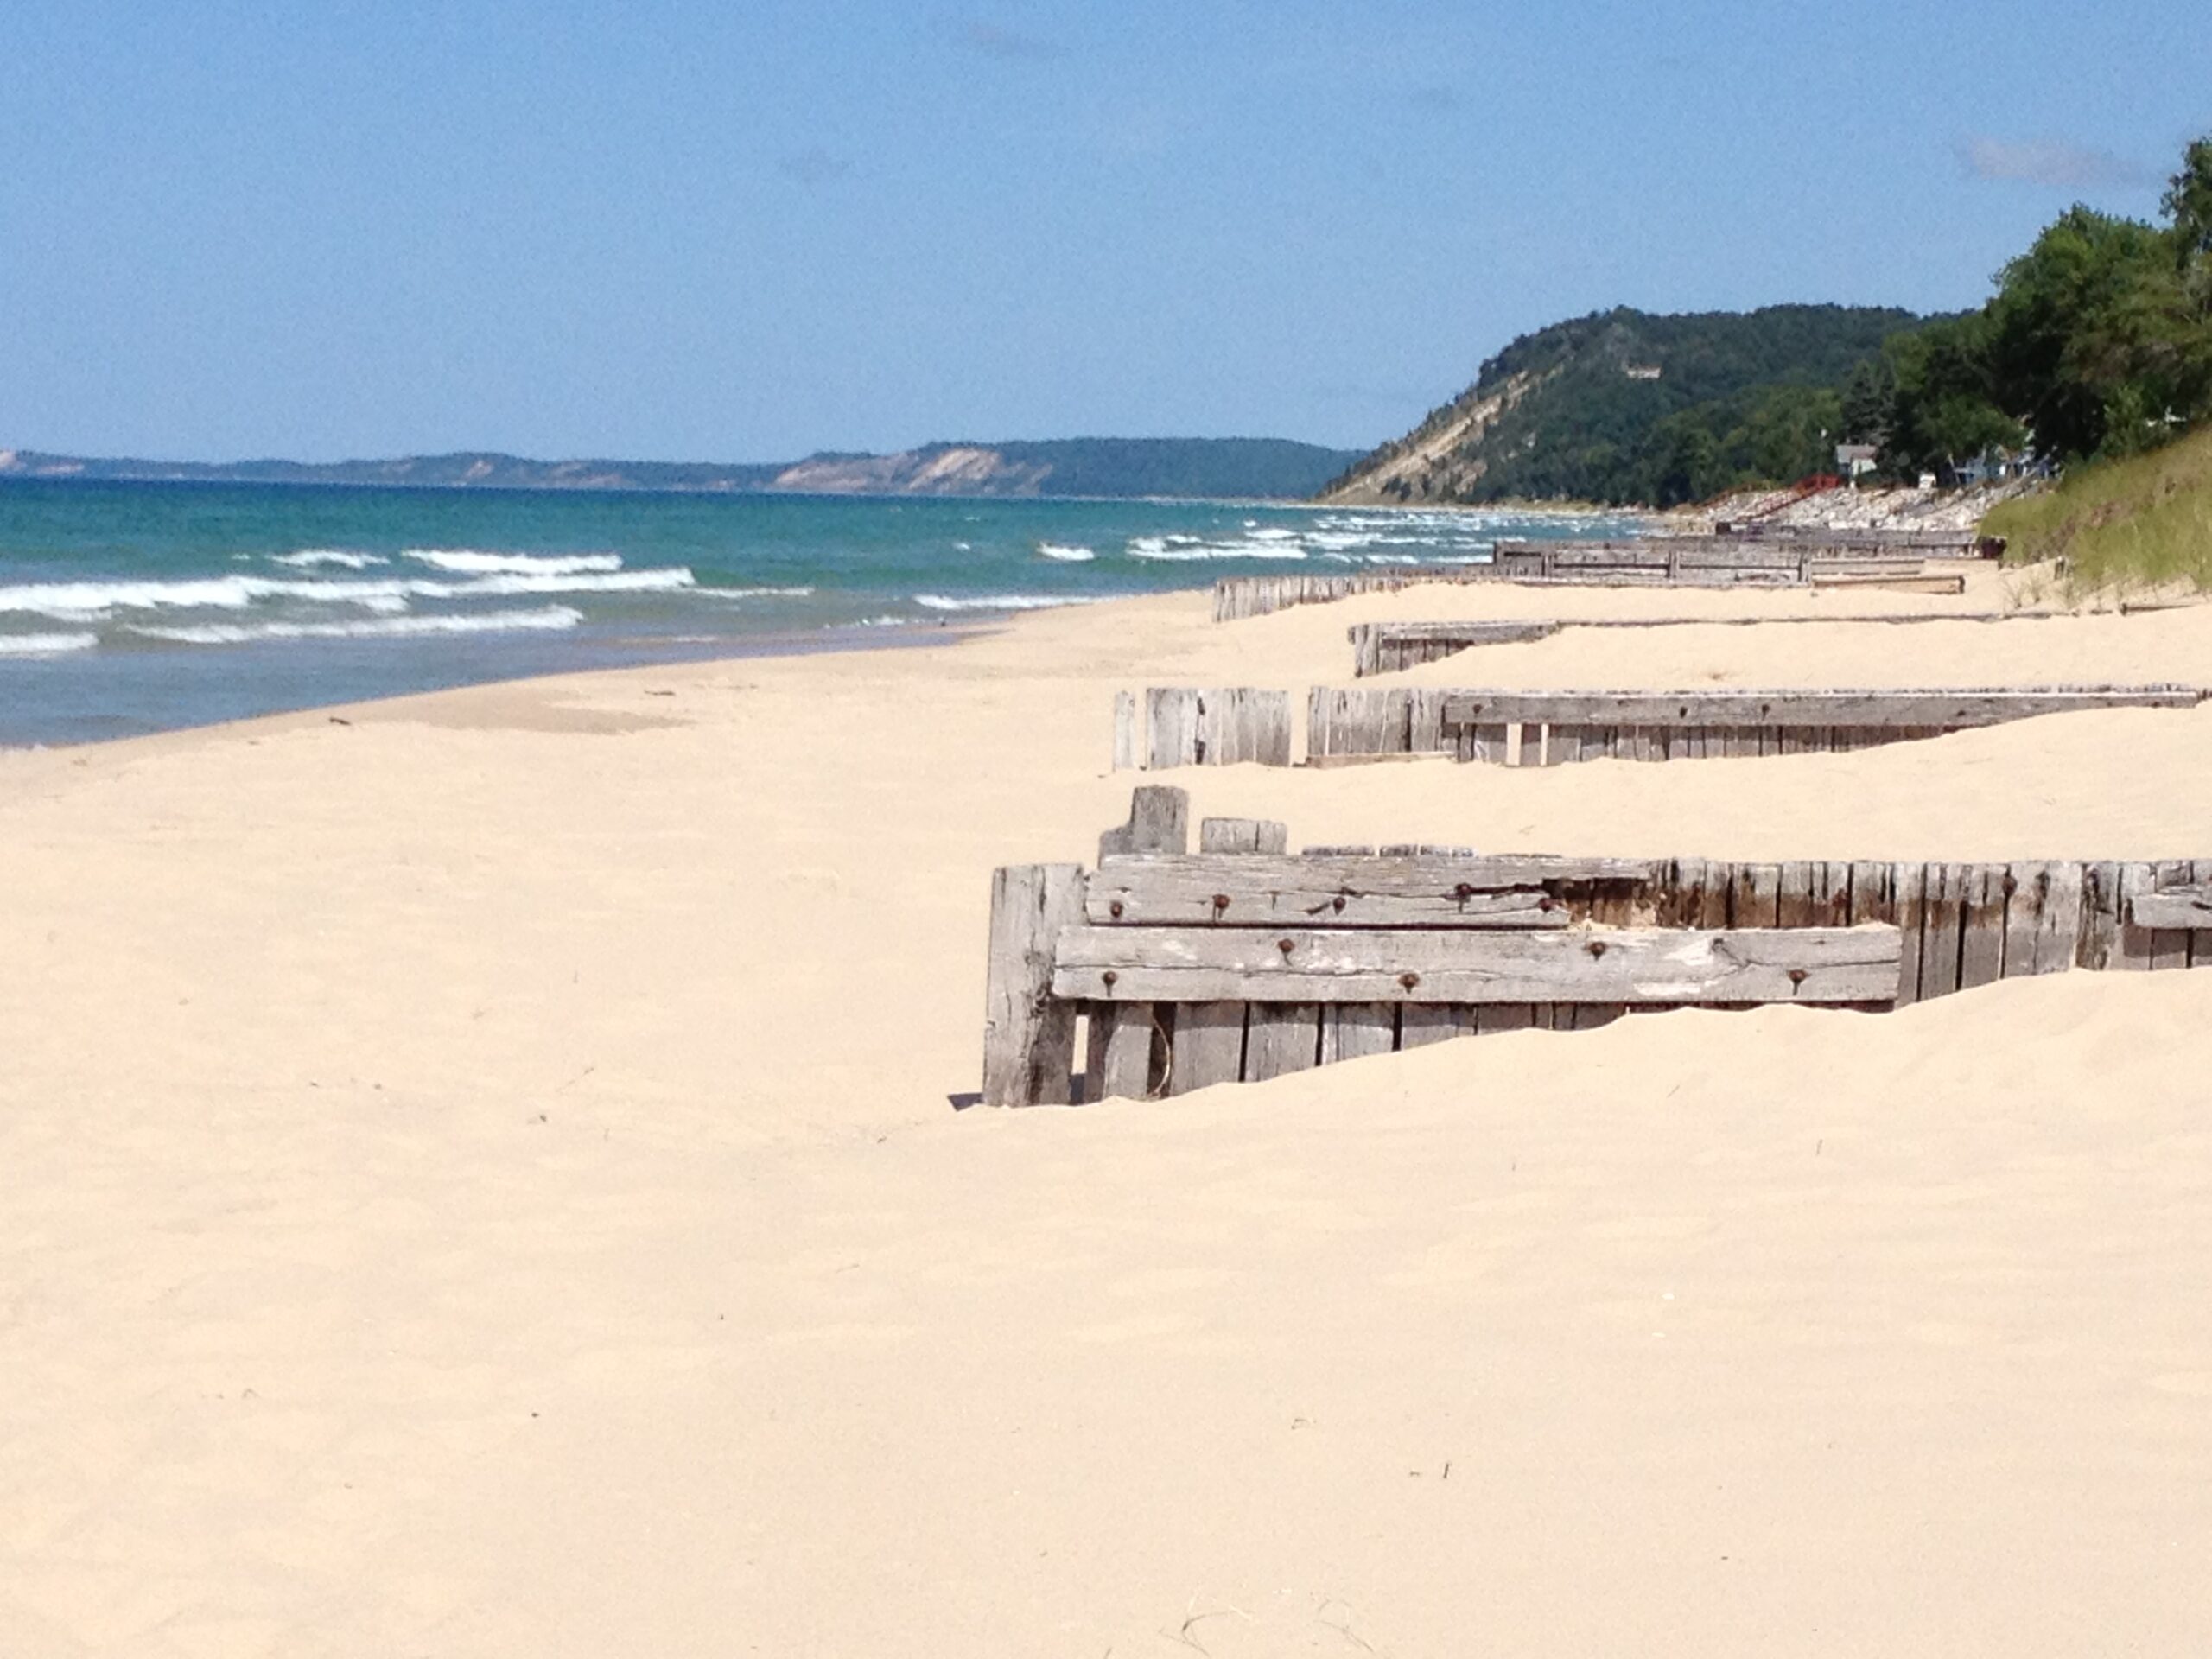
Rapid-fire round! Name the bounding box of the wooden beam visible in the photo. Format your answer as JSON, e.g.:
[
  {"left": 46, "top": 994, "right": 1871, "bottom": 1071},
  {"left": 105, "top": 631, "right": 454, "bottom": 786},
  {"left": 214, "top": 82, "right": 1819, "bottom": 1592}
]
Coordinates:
[
  {"left": 982, "top": 863, "right": 1089, "bottom": 1106},
  {"left": 1198, "top": 817, "right": 1289, "bottom": 855},
  {"left": 1086, "top": 853, "right": 1660, "bottom": 927},
  {"left": 1053, "top": 924, "right": 1902, "bottom": 1005},
  {"left": 2128, "top": 884, "right": 2212, "bottom": 929},
  {"left": 1435, "top": 686, "right": 2201, "bottom": 729}
]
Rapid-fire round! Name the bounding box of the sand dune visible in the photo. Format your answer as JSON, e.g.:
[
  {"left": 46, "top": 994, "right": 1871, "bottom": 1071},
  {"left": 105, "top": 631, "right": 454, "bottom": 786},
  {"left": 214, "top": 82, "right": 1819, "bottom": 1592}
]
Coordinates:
[{"left": 3, "top": 577, "right": 2210, "bottom": 1654}]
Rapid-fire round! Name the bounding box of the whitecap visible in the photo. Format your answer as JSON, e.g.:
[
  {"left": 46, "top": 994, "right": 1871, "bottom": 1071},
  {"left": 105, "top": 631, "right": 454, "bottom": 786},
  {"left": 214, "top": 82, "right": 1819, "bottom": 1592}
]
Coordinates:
[
  {"left": 1037, "top": 543, "right": 1096, "bottom": 562},
  {"left": 125, "top": 606, "right": 585, "bottom": 645},
  {"left": 402, "top": 549, "right": 624, "bottom": 575},
  {"left": 271, "top": 549, "right": 390, "bottom": 569},
  {"left": 912, "top": 593, "right": 1090, "bottom": 612},
  {"left": 0, "top": 630, "right": 99, "bottom": 656}
]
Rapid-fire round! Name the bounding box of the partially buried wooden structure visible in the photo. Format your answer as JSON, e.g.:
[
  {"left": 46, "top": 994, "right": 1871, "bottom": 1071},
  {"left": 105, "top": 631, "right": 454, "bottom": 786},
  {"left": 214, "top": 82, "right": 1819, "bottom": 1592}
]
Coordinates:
[
  {"left": 1211, "top": 535, "right": 1981, "bottom": 621},
  {"left": 979, "top": 789, "right": 2212, "bottom": 1105},
  {"left": 1310, "top": 683, "right": 2207, "bottom": 766},
  {"left": 1117, "top": 683, "right": 2206, "bottom": 769}
]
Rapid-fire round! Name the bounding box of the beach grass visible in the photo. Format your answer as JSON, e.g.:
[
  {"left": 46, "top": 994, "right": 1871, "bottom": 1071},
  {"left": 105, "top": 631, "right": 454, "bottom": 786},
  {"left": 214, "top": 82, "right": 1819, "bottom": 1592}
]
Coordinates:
[{"left": 1985, "top": 426, "right": 2212, "bottom": 593}]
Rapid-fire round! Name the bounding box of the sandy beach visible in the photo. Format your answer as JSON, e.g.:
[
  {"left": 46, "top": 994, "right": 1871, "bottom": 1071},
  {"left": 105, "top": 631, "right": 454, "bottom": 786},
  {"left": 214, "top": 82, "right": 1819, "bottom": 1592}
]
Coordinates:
[{"left": 5, "top": 568, "right": 2211, "bottom": 1656}]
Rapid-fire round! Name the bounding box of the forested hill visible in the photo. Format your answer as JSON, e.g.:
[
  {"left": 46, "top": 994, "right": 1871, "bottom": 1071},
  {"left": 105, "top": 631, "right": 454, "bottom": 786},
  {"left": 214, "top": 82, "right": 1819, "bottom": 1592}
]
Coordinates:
[
  {"left": 1325, "top": 304, "right": 1927, "bottom": 507},
  {"left": 0, "top": 436, "right": 1363, "bottom": 502}
]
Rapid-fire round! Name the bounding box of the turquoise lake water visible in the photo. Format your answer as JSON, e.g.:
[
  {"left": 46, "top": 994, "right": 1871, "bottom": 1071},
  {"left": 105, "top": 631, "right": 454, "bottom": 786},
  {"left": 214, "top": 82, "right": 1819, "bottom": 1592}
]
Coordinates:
[{"left": 0, "top": 480, "right": 1640, "bottom": 745}]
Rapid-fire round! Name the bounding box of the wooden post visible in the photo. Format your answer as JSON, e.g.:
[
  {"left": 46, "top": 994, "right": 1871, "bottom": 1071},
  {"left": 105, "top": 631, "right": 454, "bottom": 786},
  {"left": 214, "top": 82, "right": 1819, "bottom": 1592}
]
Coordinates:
[
  {"left": 982, "top": 863, "right": 1087, "bottom": 1107},
  {"left": 1091, "top": 787, "right": 1189, "bottom": 1101},
  {"left": 1111, "top": 690, "right": 1137, "bottom": 771},
  {"left": 1099, "top": 785, "right": 1190, "bottom": 861}
]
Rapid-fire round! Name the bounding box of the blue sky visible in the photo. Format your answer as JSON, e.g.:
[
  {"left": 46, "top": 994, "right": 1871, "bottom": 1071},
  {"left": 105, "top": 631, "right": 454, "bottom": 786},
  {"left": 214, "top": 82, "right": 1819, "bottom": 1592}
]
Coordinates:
[{"left": 3, "top": 0, "right": 2207, "bottom": 461}]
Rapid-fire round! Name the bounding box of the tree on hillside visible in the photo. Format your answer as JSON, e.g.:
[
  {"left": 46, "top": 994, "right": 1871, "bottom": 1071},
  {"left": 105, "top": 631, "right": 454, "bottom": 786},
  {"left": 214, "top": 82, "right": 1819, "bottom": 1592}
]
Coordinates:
[{"left": 2164, "top": 137, "right": 2212, "bottom": 263}]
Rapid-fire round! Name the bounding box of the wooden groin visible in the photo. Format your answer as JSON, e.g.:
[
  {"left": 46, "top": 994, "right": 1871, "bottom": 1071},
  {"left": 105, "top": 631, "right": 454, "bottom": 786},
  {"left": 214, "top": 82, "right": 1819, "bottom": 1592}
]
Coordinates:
[
  {"left": 980, "top": 791, "right": 2212, "bottom": 1105},
  {"left": 1211, "top": 540, "right": 1970, "bottom": 622},
  {"left": 1347, "top": 613, "right": 2057, "bottom": 677},
  {"left": 1489, "top": 541, "right": 1961, "bottom": 590},
  {"left": 1306, "top": 684, "right": 2205, "bottom": 766}
]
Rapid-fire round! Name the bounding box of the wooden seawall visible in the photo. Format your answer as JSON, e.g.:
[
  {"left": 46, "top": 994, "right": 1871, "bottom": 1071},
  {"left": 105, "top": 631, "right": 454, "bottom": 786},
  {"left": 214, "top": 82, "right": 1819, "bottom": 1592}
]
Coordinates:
[{"left": 982, "top": 792, "right": 2212, "bottom": 1105}]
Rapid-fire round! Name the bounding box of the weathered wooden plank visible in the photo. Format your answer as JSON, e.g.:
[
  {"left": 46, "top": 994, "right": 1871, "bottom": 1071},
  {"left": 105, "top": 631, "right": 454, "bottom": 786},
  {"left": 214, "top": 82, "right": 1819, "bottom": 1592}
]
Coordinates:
[
  {"left": 1307, "top": 685, "right": 1409, "bottom": 758},
  {"left": 1846, "top": 861, "right": 1892, "bottom": 927},
  {"left": 1920, "top": 863, "right": 1967, "bottom": 997},
  {"left": 1244, "top": 1005, "right": 1321, "bottom": 1078},
  {"left": 1886, "top": 863, "right": 1925, "bottom": 1006},
  {"left": 2149, "top": 861, "right": 2194, "bottom": 969},
  {"left": 1408, "top": 688, "right": 1452, "bottom": 754},
  {"left": 1999, "top": 862, "right": 2046, "bottom": 980},
  {"left": 1321, "top": 1003, "right": 1398, "bottom": 1063},
  {"left": 2128, "top": 883, "right": 2212, "bottom": 929},
  {"left": 1112, "top": 690, "right": 1137, "bottom": 771},
  {"left": 1198, "top": 817, "right": 1290, "bottom": 855},
  {"left": 2113, "top": 862, "right": 2159, "bottom": 970},
  {"left": 1436, "top": 686, "right": 2202, "bottom": 728},
  {"left": 1167, "top": 1001, "right": 1246, "bottom": 1096},
  {"left": 1085, "top": 853, "right": 1659, "bottom": 927},
  {"left": 1054, "top": 924, "right": 1903, "bottom": 1005},
  {"left": 1399, "top": 1004, "right": 1476, "bottom": 1048},
  {"left": 2032, "top": 861, "right": 2085, "bottom": 974},
  {"left": 1091, "top": 1002, "right": 1158, "bottom": 1102},
  {"left": 1958, "top": 863, "right": 2008, "bottom": 990},
  {"left": 1478, "top": 1004, "right": 1539, "bottom": 1034},
  {"left": 1144, "top": 687, "right": 1292, "bottom": 768},
  {"left": 1777, "top": 861, "right": 1818, "bottom": 929},
  {"left": 2078, "top": 861, "right": 2124, "bottom": 969},
  {"left": 982, "top": 863, "right": 1088, "bottom": 1106},
  {"left": 1731, "top": 864, "right": 1782, "bottom": 929},
  {"left": 1098, "top": 785, "right": 1190, "bottom": 861},
  {"left": 1548, "top": 725, "right": 1584, "bottom": 765},
  {"left": 1459, "top": 721, "right": 1509, "bottom": 764}
]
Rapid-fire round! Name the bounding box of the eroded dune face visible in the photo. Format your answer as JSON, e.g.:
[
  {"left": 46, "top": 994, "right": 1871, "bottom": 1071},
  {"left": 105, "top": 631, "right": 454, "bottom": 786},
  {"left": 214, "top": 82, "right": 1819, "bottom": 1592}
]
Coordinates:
[{"left": 3, "top": 582, "right": 2209, "bottom": 1656}]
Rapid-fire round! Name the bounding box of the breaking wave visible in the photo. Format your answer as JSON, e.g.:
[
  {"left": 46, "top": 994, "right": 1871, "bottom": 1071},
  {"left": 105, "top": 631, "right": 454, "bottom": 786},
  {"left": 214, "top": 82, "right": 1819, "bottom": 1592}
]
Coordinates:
[{"left": 127, "top": 607, "right": 586, "bottom": 645}]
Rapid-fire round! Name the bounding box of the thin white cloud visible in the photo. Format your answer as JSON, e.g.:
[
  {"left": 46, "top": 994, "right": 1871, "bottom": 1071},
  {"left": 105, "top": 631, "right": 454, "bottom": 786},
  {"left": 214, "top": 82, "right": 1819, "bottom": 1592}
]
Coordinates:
[{"left": 1959, "top": 136, "right": 2155, "bottom": 188}]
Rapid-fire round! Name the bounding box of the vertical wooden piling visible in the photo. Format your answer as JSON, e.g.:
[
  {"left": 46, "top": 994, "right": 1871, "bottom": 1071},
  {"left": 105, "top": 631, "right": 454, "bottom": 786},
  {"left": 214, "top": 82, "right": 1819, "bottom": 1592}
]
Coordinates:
[{"left": 982, "top": 863, "right": 1087, "bottom": 1107}]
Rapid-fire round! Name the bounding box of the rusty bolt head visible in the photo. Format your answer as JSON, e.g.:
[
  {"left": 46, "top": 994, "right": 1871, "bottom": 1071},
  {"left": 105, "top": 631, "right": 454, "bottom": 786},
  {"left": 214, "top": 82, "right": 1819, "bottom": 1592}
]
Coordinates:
[
  {"left": 2002, "top": 874, "right": 2018, "bottom": 898},
  {"left": 1587, "top": 939, "right": 1607, "bottom": 957},
  {"left": 1277, "top": 937, "right": 1295, "bottom": 955},
  {"left": 1399, "top": 971, "right": 1421, "bottom": 990},
  {"left": 1538, "top": 895, "right": 1556, "bottom": 912},
  {"left": 1332, "top": 894, "right": 1347, "bottom": 912},
  {"left": 1102, "top": 969, "right": 1118, "bottom": 988},
  {"left": 1788, "top": 968, "right": 1808, "bottom": 986},
  {"left": 1109, "top": 899, "right": 1125, "bottom": 918}
]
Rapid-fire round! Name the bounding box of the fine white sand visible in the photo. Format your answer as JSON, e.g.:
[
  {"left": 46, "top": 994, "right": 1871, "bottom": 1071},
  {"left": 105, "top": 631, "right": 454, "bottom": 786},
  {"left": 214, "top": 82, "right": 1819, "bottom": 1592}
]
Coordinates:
[{"left": 3, "top": 574, "right": 2210, "bottom": 1656}]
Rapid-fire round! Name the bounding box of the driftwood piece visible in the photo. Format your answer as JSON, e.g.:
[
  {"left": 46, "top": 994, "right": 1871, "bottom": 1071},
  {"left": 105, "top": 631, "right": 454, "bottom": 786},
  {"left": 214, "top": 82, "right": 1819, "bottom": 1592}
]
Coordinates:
[
  {"left": 1054, "top": 924, "right": 1904, "bottom": 1005},
  {"left": 982, "top": 863, "right": 1088, "bottom": 1107}
]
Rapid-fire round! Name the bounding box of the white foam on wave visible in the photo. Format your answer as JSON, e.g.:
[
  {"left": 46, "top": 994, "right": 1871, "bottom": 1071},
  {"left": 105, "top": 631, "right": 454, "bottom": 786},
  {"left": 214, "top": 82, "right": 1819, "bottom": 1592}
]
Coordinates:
[
  {"left": 270, "top": 549, "right": 389, "bottom": 569},
  {"left": 1037, "top": 543, "right": 1096, "bottom": 562},
  {"left": 913, "top": 593, "right": 1090, "bottom": 613},
  {"left": 715, "top": 585, "right": 817, "bottom": 599},
  {"left": 403, "top": 549, "right": 624, "bottom": 575},
  {"left": 0, "top": 630, "right": 99, "bottom": 656},
  {"left": 0, "top": 567, "right": 695, "bottom": 620},
  {"left": 1127, "top": 537, "right": 1308, "bottom": 562},
  {"left": 127, "top": 606, "right": 585, "bottom": 645}
]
